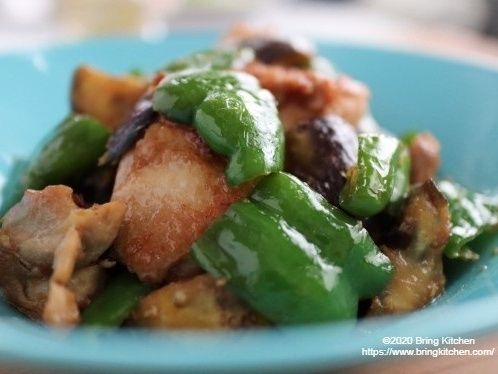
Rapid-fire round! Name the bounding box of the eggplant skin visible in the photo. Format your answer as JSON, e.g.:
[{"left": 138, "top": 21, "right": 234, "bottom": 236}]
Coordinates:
[
  {"left": 100, "top": 95, "right": 157, "bottom": 166},
  {"left": 71, "top": 65, "right": 147, "bottom": 131},
  {"left": 285, "top": 115, "right": 358, "bottom": 205},
  {"left": 369, "top": 181, "right": 450, "bottom": 315},
  {"left": 240, "top": 37, "right": 314, "bottom": 67}
]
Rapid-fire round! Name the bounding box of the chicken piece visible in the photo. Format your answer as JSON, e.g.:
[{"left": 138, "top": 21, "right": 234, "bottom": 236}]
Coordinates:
[
  {"left": 130, "top": 274, "right": 263, "bottom": 329},
  {"left": 369, "top": 181, "right": 450, "bottom": 315},
  {"left": 111, "top": 119, "right": 252, "bottom": 285},
  {"left": 71, "top": 65, "right": 147, "bottom": 131},
  {"left": 408, "top": 132, "right": 441, "bottom": 184},
  {"left": 243, "top": 62, "right": 369, "bottom": 130},
  {"left": 219, "top": 23, "right": 275, "bottom": 48},
  {"left": 0, "top": 185, "right": 125, "bottom": 325}
]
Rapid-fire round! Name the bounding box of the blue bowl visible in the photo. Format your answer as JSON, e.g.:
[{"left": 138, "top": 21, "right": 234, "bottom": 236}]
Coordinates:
[{"left": 1, "top": 33, "right": 497, "bottom": 373}]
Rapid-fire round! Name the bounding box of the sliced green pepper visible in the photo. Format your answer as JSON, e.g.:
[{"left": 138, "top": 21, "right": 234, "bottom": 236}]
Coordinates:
[
  {"left": 0, "top": 115, "right": 110, "bottom": 216},
  {"left": 339, "top": 134, "right": 403, "bottom": 218},
  {"left": 388, "top": 144, "right": 411, "bottom": 212},
  {"left": 0, "top": 158, "right": 29, "bottom": 217},
  {"left": 192, "top": 172, "right": 393, "bottom": 325},
  {"left": 153, "top": 70, "right": 284, "bottom": 186},
  {"left": 438, "top": 180, "right": 498, "bottom": 260},
  {"left": 165, "top": 49, "right": 252, "bottom": 72},
  {"left": 82, "top": 272, "right": 150, "bottom": 327}
]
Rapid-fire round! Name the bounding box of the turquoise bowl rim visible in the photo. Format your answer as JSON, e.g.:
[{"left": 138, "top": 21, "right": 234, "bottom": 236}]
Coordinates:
[{"left": 0, "top": 34, "right": 498, "bottom": 372}]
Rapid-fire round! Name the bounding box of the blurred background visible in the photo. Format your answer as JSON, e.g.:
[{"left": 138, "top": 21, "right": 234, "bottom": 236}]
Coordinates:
[{"left": 1, "top": 0, "right": 498, "bottom": 63}]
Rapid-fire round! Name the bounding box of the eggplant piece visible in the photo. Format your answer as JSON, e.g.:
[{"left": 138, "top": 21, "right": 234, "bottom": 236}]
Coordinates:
[
  {"left": 100, "top": 95, "right": 157, "bottom": 165},
  {"left": 164, "top": 254, "right": 204, "bottom": 283},
  {"left": 70, "top": 165, "right": 117, "bottom": 205},
  {"left": 129, "top": 274, "right": 264, "bottom": 329},
  {"left": 285, "top": 115, "right": 358, "bottom": 205},
  {"left": 369, "top": 181, "right": 450, "bottom": 315},
  {"left": 71, "top": 65, "right": 147, "bottom": 131},
  {"left": 240, "top": 37, "right": 314, "bottom": 68}
]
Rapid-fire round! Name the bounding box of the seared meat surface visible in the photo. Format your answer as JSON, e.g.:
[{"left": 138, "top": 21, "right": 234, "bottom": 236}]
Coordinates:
[
  {"left": 111, "top": 119, "right": 252, "bottom": 284},
  {"left": 408, "top": 132, "right": 441, "bottom": 184},
  {"left": 243, "top": 62, "right": 369, "bottom": 130},
  {"left": 0, "top": 185, "right": 125, "bottom": 325}
]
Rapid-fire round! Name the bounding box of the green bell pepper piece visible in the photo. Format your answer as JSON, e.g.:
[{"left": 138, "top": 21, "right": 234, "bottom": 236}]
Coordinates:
[
  {"left": 388, "top": 144, "right": 411, "bottom": 212},
  {"left": 82, "top": 272, "right": 150, "bottom": 327},
  {"left": 0, "top": 158, "right": 29, "bottom": 217},
  {"left": 438, "top": 180, "right": 498, "bottom": 260},
  {"left": 192, "top": 172, "right": 393, "bottom": 325},
  {"left": 339, "top": 134, "right": 403, "bottom": 218},
  {"left": 0, "top": 114, "right": 110, "bottom": 216},
  {"left": 165, "top": 49, "right": 252, "bottom": 72},
  {"left": 153, "top": 70, "right": 284, "bottom": 186}
]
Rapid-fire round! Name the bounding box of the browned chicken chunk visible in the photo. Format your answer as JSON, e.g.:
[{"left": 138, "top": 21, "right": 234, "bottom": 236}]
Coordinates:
[
  {"left": 130, "top": 274, "right": 263, "bottom": 329},
  {"left": 111, "top": 119, "right": 252, "bottom": 285},
  {"left": 408, "top": 132, "right": 441, "bottom": 184},
  {"left": 72, "top": 65, "right": 147, "bottom": 131},
  {"left": 243, "top": 62, "right": 369, "bottom": 130},
  {"left": 0, "top": 185, "right": 125, "bottom": 326},
  {"left": 370, "top": 181, "right": 450, "bottom": 315}
]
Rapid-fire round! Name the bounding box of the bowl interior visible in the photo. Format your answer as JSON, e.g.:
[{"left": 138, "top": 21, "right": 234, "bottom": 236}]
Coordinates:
[{"left": 0, "top": 33, "right": 498, "bottom": 372}]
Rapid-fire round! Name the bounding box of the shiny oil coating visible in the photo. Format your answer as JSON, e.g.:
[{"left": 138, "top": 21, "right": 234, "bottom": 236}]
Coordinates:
[
  {"left": 152, "top": 70, "right": 284, "bottom": 186},
  {"left": 192, "top": 172, "right": 392, "bottom": 325},
  {"left": 82, "top": 272, "right": 150, "bottom": 327},
  {"left": 439, "top": 180, "right": 498, "bottom": 259},
  {"left": 339, "top": 134, "right": 402, "bottom": 218},
  {"left": 165, "top": 49, "right": 252, "bottom": 72},
  {"left": 0, "top": 114, "right": 109, "bottom": 215},
  {"left": 388, "top": 144, "right": 411, "bottom": 212}
]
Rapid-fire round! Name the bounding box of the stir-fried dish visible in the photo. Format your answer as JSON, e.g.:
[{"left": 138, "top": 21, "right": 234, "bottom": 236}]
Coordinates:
[{"left": 1, "top": 24, "right": 497, "bottom": 329}]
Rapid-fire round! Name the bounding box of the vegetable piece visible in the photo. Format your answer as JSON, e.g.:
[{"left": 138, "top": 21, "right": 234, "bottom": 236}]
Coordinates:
[
  {"left": 111, "top": 120, "right": 253, "bottom": 284},
  {"left": 339, "top": 134, "right": 403, "bottom": 218},
  {"left": 405, "top": 132, "right": 440, "bottom": 184},
  {"left": 73, "top": 165, "right": 117, "bottom": 205},
  {"left": 0, "top": 115, "right": 110, "bottom": 216},
  {"left": 82, "top": 272, "right": 150, "bottom": 327},
  {"left": 388, "top": 144, "right": 411, "bottom": 211},
  {"left": 370, "top": 181, "right": 450, "bottom": 315},
  {"left": 26, "top": 115, "right": 110, "bottom": 189},
  {"left": 285, "top": 115, "right": 358, "bottom": 205},
  {"left": 130, "top": 274, "right": 263, "bottom": 329},
  {"left": 240, "top": 37, "right": 314, "bottom": 67},
  {"left": 165, "top": 49, "right": 253, "bottom": 72},
  {"left": 438, "top": 180, "right": 498, "bottom": 260},
  {"left": 153, "top": 70, "right": 284, "bottom": 186},
  {"left": 192, "top": 172, "right": 393, "bottom": 325},
  {"left": 100, "top": 95, "right": 156, "bottom": 165},
  {"left": 71, "top": 65, "right": 147, "bottom": 130},
  {"left": 0, "top": 159, "right": 29, "bottom": 217}
]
